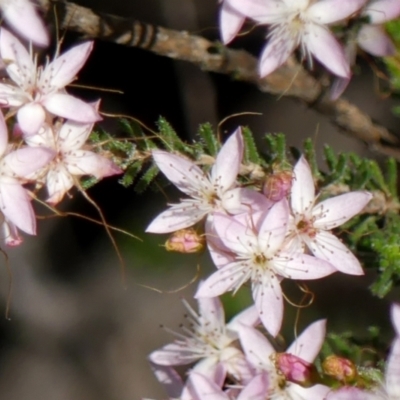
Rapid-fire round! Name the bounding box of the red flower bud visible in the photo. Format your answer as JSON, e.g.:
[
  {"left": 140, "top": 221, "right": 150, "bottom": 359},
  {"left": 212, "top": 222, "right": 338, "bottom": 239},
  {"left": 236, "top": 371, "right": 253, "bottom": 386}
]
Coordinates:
[{"left": 165, "top": 228, "right": 204, "bottom": 253}]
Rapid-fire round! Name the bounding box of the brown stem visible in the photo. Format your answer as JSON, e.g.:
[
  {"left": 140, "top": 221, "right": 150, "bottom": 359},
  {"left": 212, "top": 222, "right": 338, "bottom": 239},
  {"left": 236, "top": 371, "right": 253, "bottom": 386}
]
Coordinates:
[{"left": 40, "top": 0, "right": 399, "bottom": 154}]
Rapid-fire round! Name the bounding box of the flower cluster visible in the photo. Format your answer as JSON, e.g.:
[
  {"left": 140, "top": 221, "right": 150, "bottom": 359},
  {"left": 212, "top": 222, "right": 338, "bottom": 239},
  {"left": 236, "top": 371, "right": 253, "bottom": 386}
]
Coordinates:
[
  {"left": 219, "top": 0, "right": 400, "bottom": 86},
  {"left": 0, "top": 22, "right": 121, "bottom": 245},
  {"left": 145, "top": 128, "right": 380, "bottom": 399}
]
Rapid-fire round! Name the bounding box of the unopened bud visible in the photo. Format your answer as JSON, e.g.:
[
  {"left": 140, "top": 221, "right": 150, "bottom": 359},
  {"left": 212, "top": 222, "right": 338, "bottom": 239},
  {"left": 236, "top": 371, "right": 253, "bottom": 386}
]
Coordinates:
[
  {"left": 322, "top": 355, "right": 357, "bottom": 383},
  {"left": 275, "top": 353, "right": 313, "bottom": 385},
  {"left": 263, "top": 169, "right": 293, "bottom": 202},
  {"left": 165, "top": 228, "right": 204, "bottom": 253}
]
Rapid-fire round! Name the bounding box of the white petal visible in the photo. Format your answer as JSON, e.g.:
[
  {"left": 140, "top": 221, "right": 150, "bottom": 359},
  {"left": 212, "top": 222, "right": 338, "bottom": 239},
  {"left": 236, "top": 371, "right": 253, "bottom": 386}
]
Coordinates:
[
  {"left": 0, "top": 83, "right": 26, "bottom": 107},
  {"left": 365, "top": 0, "right": 400, "bottom": 24},
  {"left": 305, "top": 23, "right": 350, "bottom": 78},
  {"left": 17, "top": 103, "right": 46, "bottom": 135},
  {"left": 291, "top": 156, "right": 315, "bottom": 215},
  {"left": 358, "top": 25, "right": 396, "bottom": 57},
  {"left": 211, "top": 127, "right": 243, "bottom": 193},
  {"left": 220, "top": 2, "right": 245, "bottom": 44},
  {"left": 306, "top": 231, "right": 364, "bottom": 275},
  {"left": 149, "top": 364, "right": 183, "bottom": 398},
  {"left": 228, "top": 305, "right": 260, "bottom": 332},
  {"left": 386, "top": 338, "right": 400, "bottom": 397},
  {"left": 58, "top": 119, "right": 94, "bottom": 151},
  {"left": 0, "top": 110, "right": 8, "bottom": 156},
  {"left": 45, "top": 163, "right": 74, "bottom": 205},
  {"left": 307, "top": 0, "right": 365, "bottom": 24},
  {"left": 288, "top": 383, "right": 330, "bottom": 399},
  {"left": 391, "top": 303, "right": 400, "bottom": 336},
  {"left": 188, "top": 373, "right": 229, "bottom": 400},
  {"left": 149, "top": 342, "right": 200, "bottom": 366},
  {"left": 237, "top": 372, "right": 269, "bottom": 400},
  {"left": 197, "top": 294, "right": 225, "bottom": 333},
  {"left": 228, "top": 0, "right": 287, "bottom": 23},
  {"left": 313, "top": 191, "right": 372, "bottom": 230}
]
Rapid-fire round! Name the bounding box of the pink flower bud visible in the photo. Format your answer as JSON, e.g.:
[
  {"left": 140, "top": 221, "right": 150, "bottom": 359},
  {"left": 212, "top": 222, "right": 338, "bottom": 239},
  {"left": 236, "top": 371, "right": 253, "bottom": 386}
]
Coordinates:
[
  {"left": 165, "top": 228, "right": 204, "bottom": 253},
  {"left": 263, "top": 169, "right": 293, "bottom": 202},
  {"left": 275, "top": 353, "right": 313, "bottom": 385},
  {"left": 322, "top": 355, "right": 357, "bottom": 382}
]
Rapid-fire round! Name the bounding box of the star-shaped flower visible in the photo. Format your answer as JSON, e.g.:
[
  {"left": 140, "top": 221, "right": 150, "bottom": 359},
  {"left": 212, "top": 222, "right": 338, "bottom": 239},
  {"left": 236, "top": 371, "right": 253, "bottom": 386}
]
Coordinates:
[
  {"left": 196, "top": 199, "right": 335, "bottom": 335},
  {"left": 146, "top": 128, "right": 254, "bottom": 234},
  {"left": 288, "top": 156, "right": 372, "bottom": 275},
  {"left": 0, "top": 29, "right": 101, "bottom": 135},
  {"left": 228, "top": 0, "right": 366, "bottom": 77},
  {"left": 149, "top": 289, "right": 259, "bottom": 384}
]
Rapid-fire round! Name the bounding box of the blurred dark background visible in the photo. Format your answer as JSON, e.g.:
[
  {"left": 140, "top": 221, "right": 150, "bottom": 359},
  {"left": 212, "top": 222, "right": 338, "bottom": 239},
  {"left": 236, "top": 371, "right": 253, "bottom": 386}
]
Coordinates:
[{"left": 0, "top": 1, "right": 399, "bottom": 399}]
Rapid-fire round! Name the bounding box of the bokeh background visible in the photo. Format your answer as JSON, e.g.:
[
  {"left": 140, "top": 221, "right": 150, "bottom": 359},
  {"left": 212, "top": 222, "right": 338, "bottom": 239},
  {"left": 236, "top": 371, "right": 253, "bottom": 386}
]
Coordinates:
[{"left": 0, "top": 0, "right": 399, "bottom": 399}]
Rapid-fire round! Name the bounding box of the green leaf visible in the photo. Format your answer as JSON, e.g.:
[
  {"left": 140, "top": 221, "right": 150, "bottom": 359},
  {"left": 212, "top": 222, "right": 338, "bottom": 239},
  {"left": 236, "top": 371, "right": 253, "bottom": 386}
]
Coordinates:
[
  {"left": 119, "top": 160, "right": 143, "bottom": 188},
  {"left": 135, "top": 164, "right": 160, "bottom": 193},
  {"left": 198, "top": 123, "right": 219, "bottom": 156},
  {"left": 242, "top": 127, "right": 262, "bottom": 164}
]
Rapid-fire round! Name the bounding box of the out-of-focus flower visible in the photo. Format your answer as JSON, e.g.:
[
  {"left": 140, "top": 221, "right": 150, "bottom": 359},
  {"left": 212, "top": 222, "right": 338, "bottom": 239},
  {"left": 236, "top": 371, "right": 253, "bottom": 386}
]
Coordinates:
[
  {"left": 25, "top": 115, "right": 121, "bottom": 204},
  {"left": 227, "top": 0, "right": 366, "bottom": 77},
  {"left": 263, "top": 167, "right": 293, "bottom": 202},
  {"left": 149, "top": 289, "right": 259, "bottom": 384},
  {"left": 165, "top": 228, "right": 204, "bottom": 253},
  {"left": 237, "top": 320, "right": 330, "bottom": 399},
  {"left": 0, "top": 29, "right": 101, "bottom": 135},
  {"left": 1, "top": 0, "right": 49, "bottom": 47},
  {"left": 322, "top": 355, "right": 358, "bottom": 383},
  {"left": 288, "top": 156, "right": 372, "bottom": 275},
  {"left": 196, "top": 199, "right": 335, "bottom": 335},
  {"left": 219, "top": 0, "right": 246, "bottom": 44}
]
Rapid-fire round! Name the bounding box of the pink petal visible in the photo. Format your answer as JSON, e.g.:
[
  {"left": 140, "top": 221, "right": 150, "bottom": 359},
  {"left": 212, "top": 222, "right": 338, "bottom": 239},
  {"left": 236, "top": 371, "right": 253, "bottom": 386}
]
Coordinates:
[
  {"left": 58, "top": 119, "right": 95, "bottom": 151},
  {"left": 279, "top": 252, "right": 337, "bottom": 279},
  {"left": 365, "top": 0, "right": 400, "bottom": 23},
  {"left": 42, "top": 42, "right": 94, "bottom": 88},
  {"left": 220, "top": 2, "right": 245, "bottom": 44},
  {"left": 306, "top": 231, "right": 364, "bottom": 275},
  {"left": 290, "top": 383, "right": 331, "bottom": 399},
  {"left": 287, "top": 319, "right": 326, "bottom": 363},
  {"left": 188, "top": 373, "right": 229, "bottom": 400},
  {"left": 0, "top": 83, "right": 26, "bottom": 107},
  {"left": 313, "top": 191, "right": 372, "bottom": 230},
  {"left": 391, "top": 303, "right": 400, "bottom": 336},
  {"left": 1, "top": 0, "right": 49, "bottom": 47},
  {"left": 307, "top": 0, "right": 366, "bottom": 24},
  {"left": 3, "top": 220, "right": 23, "bottom": 247},
  {"left": 325, "top": 387, "right": 377, "bottom": 400},
  {"left": 237, "top": 324, "right": 275, "bottom": 368},
  {"left": 149, "top": 342, "right": 199, "bottom": 366},
  {"left": 17, "top": 102, "right": 46, "bottom": 135},
  {"left": 149, "top": 363, "right": 183, "bottom": 398},
  {"left": 0, "top": 181, "right": 35, "bottom": 234},
  {"left": 65, "top": 150, "right": 121, "bottom": 178},
  {"left": 0, "top": 29, "right": 34, "bottom": 86},
  {"left": 358, "top": 25, "right": 396, "bottom": 57},
  {"left": 228, "top": 305, "right": 259, "bottom": 332},
  {"left": 152, "top": 150, "right": 206, "bottom": 196},
  {"left": 4, "top": 147, "right": 54, "bottom": 177},
  {"left": 0, "top": 109, "right": 8, "bottom": 156},
  {"left": 237, "top": 372, "right": 269, "bottom": 400},
  {"left": 146, "top": 202, "right": 208, "bottom": 233},
  {"left": 227, "top": 0, "right": 285, "bottom": 23},
  {"left": 46, "top": 164, "right": 74, "bottom": 205},
  {"left": 195, "top": 261, "right": 248, "bottom": 298},
  {"left": 330, "top": 76, "right": 351, "bottom": 101},
  {"left": 213, "top": 212, "right": 258, "bottom": 254},
  {"left": 197, "top": 294, "right": 225, "bottom": 332},
  {"left": 252, "top": 275, "right": 283, "bottom": 336},
  {"left": 291, "top": 156, "right": 315, "bottom": 215},
  {"left": 42, "top": 93, "right": 101, "bottom": 123},
  {"left": 387, "top": 337, "right": 400, "bottom": 397},
  {"left": 259, "top": 32, "right": 297, "bottom": 77},
  {"left": 258, "top": 198, "right": 289, "bottom": 254},
  {"left": 211, "top": 127, "right": 243, "bottom": 193},
  {"left": 305, "top": 23, "right": 350, "bottom": 78}
]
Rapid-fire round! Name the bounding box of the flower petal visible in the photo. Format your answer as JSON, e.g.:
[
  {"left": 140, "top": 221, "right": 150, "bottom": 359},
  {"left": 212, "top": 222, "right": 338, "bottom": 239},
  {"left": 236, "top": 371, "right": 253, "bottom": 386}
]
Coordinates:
[
  {"left": 358, "top": 25, "right": 396, "bottom": 57},
  {"left": 305, "top": 23, "right": 350, "bottom": 78},
  {"left": 237, "top": 372, "right": 269, "bottom": 400},
  {"left": 152, "top": 150, "right": 207, "bottom": 197},
  {"left": 0, "top": 181, "right": 35, "bottom": 234},
  {"left": 149, "top": 343, "right": 200, "bottom": 366},
  {"left": 17, "top": 102, "right": 46, "bottom": 135},
  {"left": 1, "top": 0, "right": 49, "bottom": 47},
  {"left": 313, "top": 191, "right": 372, "bottom": 230},
  {"left": 291, "top": 156, "right": 315, "bottom": 215},
  {"left": 42, "top": 93, "right": 101, "bottom": 123},
  {"left": 58, "top": 119, "right": 95, "bottom": 151},
  {"left": 386, "top": 337, "right": 400, "bottom": 397},
  {"left": 307, "top": 0, "right": 365, "bottom": 24},
  {"left": 0, "top": 110, "right": 8, "bottom": 156},
  {"left": 42, "top": 42, "right": 94, "bottom": 88},
  {"left": 188, "top": 373, "right": 229, "bottom": 400},
  {"left": 228, "top": 305, "right": 260, "bottom": 332},
  {"left": 197, "top": 293, "right": 225, "bottom": 333},
  {"left": 365, "top": 0, "right": 400, "bottom": 24},
  {"left": 146, "top": 202, "right": 208, "bottom": 233},
  {"left": 2, "top": 220, "right": 23, "bottom": 247},
  {"left": 391, "top": 303, "right": 400, "bottom": 336},
  {"left": 306, "top": 231, "right": 364, "bottom": 275},
  {"left": 220, "top": 2, "right": 245, "bottom": 44},
  {"left": 0, "top": 83, "right": 25, "bottom": 107},
  {"left": 287, "top": 319, "right": 326, "bottom": 362},
  {"left": 46, "top": 163, "right": 74, "bottom": 205},
  {"left": 228, "top": 0, "right": 286, "bottom": 23},
  {"left": 149, "top": 363, "right": 183, "bottom": 398},
  {"left": 211, "top": 127, "right": 243, "bottom": 192},
  {"left": 289, "top": 383, "right": 331, "bottom": 399},
  {"left": 252, "top": 275, "right": 283, "bottom": 336}
]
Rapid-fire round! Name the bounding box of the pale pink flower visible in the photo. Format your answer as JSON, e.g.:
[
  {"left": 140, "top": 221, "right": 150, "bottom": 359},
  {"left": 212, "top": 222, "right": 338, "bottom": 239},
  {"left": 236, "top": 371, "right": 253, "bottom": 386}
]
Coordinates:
[
  {"left": 149, "top": 290, "right": 259, "bottom": 384},
  {"left": 0, "top": 29, "right": 101, "bottom": 135},
  {"left": 196, "top": 199, "right": 336, "bottom": 335},
  {"left": 1, "top": 0, "right": 49, "bottom": 47},
  {"left": 146, "top": 128, "right": 260, "bottom": 234},
  {"left": 228, "top": 0, "right": 366, "bottom": 77},
  {"left": 288, "top": 156, "right": 372, "bottom": 275},
  {"left": 25, "top": 116, "right": 122, "bottom": 205},
  {"left": 219, "top": 0, "right": 246, "bottom": 44},
  {"left": 237, "top": 320, "right": 331, "bottom": 399},
  {"left": 0, "top": 110, "right": 54, "bottom": 243}
]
